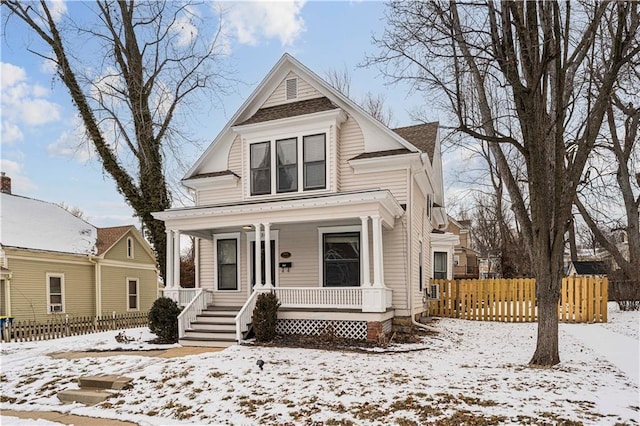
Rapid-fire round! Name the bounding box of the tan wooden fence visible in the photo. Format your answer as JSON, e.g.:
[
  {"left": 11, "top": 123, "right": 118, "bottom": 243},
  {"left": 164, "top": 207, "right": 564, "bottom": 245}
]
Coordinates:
[
  {"left": 0, "top": 311, "right": 149, "bottom": 343},
  {"left": 429, "top": 276, "right": 608, "bottom": 323}
]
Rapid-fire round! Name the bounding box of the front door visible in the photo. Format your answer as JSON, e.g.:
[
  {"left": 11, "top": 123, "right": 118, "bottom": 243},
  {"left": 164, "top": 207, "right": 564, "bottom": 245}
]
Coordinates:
[{"left": 250, "top": 240, "right": 276, "bottom": 288}]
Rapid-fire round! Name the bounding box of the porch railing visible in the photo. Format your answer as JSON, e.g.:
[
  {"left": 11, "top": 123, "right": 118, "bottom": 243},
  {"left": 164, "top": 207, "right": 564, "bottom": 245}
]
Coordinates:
[
  {"left": 235, "top": 290, "right": 262, "bottom": 342},
  {"left": 177, "top": 289, "right": 213, "bottom": 338},
  {"left": 274, "top": 287, "right": 363, "bottom": 309},
  {"left": 160, "top": 287, "right": 200, "bottom": 308}
]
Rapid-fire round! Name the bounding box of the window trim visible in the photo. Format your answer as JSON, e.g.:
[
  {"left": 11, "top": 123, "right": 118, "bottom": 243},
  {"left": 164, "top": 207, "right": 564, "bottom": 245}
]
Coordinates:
[
  {"left": 214, "top": 233, "right": 241, "bottom": 292},
  {"left": 126, "top": 237, "right": 134, "bottom": 259},
  {"left": 46, "top": 273, "right": 65, "bottom": 314},
  {"left": 126, "top": 277, "right": 140, "bottom": 311},
  {"left": 317, "top": 225, "right": 362, "bottom": 288}
]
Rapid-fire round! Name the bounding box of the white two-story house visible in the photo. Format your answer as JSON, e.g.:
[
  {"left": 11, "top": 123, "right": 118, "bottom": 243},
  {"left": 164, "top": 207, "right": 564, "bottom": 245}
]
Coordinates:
[{"left": 153, "top": 54, "right": 457, "bottom": 347}]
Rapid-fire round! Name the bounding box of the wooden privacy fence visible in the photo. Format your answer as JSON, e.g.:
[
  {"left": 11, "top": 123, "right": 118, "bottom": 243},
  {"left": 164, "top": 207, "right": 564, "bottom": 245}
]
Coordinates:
[
  {"left": 429, "top": 276, "right": 608, "bottom": 323},
  {"left": 0, "top": 311, "right": 149, "bottom": 343}
]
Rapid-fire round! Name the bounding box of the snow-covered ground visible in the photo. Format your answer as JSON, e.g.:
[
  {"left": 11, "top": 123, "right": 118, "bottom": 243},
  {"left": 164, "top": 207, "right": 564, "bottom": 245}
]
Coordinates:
[{"left": 1, "top": 303, "right": 638, "bottom": 425}]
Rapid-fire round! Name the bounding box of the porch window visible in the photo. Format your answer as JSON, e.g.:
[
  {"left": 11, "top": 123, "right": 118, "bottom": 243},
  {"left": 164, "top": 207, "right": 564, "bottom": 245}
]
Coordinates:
[
  {"left": 127, "top": 278, "right": 139, "bottom": 311},
  {"left": 323, "top": 232, "right": 360, "bottom": 287},
  {"left": 434, "top": 251, "right": 447, "bottom": 279},
  {"left": 250, "top": 142, "right": 271, "bottom": 195},
  {"left": 47, "top": 273, "right": 64, "bottom": 313},
  {"left": 303, "top": 134, "right": 326, "bottom": 190},
  {"left": 276, "top": 137, "right": 298, "bottom": 193},
  {"left": 217, "top": 238, "right": 238, "bottom": 290}
]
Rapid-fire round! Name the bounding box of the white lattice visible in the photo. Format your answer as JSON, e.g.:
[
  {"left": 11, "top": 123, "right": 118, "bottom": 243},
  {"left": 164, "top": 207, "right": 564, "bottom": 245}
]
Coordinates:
[{"left": 276, "top": 319, "right": 367, "bottom": 340}]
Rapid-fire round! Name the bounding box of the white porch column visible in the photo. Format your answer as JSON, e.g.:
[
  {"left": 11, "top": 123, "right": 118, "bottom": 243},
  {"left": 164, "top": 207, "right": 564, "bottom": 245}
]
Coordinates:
[
  {"left": 264, "top": 223, "right": 272, "bottom": 288},
  {"left": 254, "top": 223, "right": 262, "bottom": 288},
  {"left": 173, "top": 230, "right": 181, "bottom": 288},
  {"left": 165, "top": 229, "right": 174, "bottom": 287},
  {"left": 360, "top": 216, "right": 371, "bottom": 287},
  {"left": 372, "top": 215, "right": 385, "bottom": 288}
]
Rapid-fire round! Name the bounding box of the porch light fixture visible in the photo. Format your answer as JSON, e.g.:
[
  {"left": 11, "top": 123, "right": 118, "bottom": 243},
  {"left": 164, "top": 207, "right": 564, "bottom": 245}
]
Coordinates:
[{"left": 242, "top": 225, "right": 253, "bottom": 230}]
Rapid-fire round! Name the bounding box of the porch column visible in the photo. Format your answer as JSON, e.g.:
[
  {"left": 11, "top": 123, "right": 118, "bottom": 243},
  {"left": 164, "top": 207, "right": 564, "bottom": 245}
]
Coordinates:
[
  {"left": 264, "top": 223, "right": 272, "bottom": 288},
  {"left": 372, "top": 215, "right": 385, "bottom": 288},
  {"left": 360, "top": 216, "right": 371, "bottom": 287},
  {"left": 254, "top": 223, "right": 262, "bottom": 288},
  {"left": 173, "top": 230, "right": 181, "bottom": 288},
  {"left": 165, "top": 229, "right": 174, "bottom": 287}
]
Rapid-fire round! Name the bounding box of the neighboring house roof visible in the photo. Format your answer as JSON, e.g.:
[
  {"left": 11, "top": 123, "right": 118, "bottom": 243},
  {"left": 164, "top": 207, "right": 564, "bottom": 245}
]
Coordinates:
[
  {"left": 96, "top": 226, "right": 134, "bottom": 255},
  {"left": 0, "top": 193, "right": 97, "bottom": 255},
  {"left": 236, "top": 97, "right": 338, "bottom": 126},
  {"left": 392, "top": 122, "right": 439, "bottom": 163},
  {"left": 570, "top": 261, "right": 609, "bottom": 276}
]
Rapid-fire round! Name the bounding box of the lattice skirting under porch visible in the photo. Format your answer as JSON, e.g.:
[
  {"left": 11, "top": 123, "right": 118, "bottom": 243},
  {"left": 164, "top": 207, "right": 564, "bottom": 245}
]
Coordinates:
[{"left": 276, "top": 319, "right": 368, "bottom": 341}]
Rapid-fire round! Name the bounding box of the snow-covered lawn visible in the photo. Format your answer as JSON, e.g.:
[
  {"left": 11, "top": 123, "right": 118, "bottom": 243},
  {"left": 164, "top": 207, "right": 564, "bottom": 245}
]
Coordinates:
[{"left": 1, "top": 303, "right": 638, "bottom": 425}]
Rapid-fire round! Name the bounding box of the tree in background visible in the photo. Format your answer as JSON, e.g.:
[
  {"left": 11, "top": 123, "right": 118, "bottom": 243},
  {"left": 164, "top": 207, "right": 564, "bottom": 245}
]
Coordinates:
[
  {"left": 370, "top": 1, "right": 639, "bottom": 365},
  {"left": 2, "top": 1, "right": 232, "bottom": 280}
]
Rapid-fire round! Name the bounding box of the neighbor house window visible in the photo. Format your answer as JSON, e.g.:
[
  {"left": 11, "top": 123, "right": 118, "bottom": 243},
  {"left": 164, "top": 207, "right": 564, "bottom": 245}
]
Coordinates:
[
  {"left": 323, "top": 232, "right": 360, "bottom": 287},
  {"left": 127, "top": 237, "right": 134, "bottom": 259},
  {"left": 276, "top": 137, "right": 298, "bottom": 193},
  {"left": 215, "top": 234, "right": 240, "bottom": 291},
  {"left": 250, "top": 142, "right": 271, "bottom": 195},
  {"left": 303, "top": 134, "right": 326, "bottom": 190},
  {"left": 47, "top": 273, "right": 64, "bottom": 313},
  {"left": 434, "top": 252, "right": 447, "bottom": 279},
  {"left": 127, "top": 278, "right": 139, "bottom": 311}
]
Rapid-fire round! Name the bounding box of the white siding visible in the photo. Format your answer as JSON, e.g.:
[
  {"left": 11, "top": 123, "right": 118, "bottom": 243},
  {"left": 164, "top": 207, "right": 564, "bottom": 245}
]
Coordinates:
[
  {"left": 197, "top": 136, "right": 244, "bottom": 206},
  {"left": 262, "top": 72, "right": 323, "bottom": 108},
  {"left": 383, "top": 220, "right": 408, "bottom": 309}
]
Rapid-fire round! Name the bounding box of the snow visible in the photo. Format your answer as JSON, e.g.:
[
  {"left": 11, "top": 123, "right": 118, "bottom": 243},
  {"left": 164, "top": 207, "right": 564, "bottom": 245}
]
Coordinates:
[
  {"left": 1, "top": 417, "right": 62, "bottom": 425},
  {"left": 0, "top": 193, "right": 97, "bottom": 255},
  {"left": 1, "top": 304, "right": 638, "bottom": 425}
]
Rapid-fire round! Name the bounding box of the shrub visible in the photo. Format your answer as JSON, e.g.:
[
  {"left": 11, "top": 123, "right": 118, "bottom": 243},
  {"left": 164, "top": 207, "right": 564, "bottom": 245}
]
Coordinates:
[
  {"left": 252, "top": 291, "right": 280, "bottom": 342},
  {"left": 148, "top": 297, "right": 181, "bottom": 343}
]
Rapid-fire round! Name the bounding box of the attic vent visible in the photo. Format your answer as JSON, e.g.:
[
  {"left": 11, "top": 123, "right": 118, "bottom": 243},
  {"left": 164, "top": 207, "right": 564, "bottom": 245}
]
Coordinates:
[{"left": 286, "top": 78, "right": 298, "bottom": 100}]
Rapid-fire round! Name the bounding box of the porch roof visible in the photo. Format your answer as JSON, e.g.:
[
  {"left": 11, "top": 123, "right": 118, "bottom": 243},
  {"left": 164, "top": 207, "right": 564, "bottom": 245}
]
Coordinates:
[{"left": 153, "top": 189, "right": 404, "bottom": 231}]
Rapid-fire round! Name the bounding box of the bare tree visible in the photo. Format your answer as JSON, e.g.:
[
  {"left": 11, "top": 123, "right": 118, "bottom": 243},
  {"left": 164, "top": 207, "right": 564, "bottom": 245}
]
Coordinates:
[
  {"left": 57, "top": 202, "right": 88, "bottom": 221},
  {"left": 2, "top": 1, "right": 231, "bottom": 280},
  {"left": 369, "top": 1, "right": 640, "bottom": 365}
]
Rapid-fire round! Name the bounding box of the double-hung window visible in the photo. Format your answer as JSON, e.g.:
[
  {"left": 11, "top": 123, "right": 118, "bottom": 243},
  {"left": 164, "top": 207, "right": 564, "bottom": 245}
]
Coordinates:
[
  {"left": 47, "top": 273, "right": 64, "bottom": 313},
  {"left": 250, "top": 142, "right": 271, "bottom": 195},
  {"left": 127, "top": 278, "right": 139, "bottom": 311},
  {"left": 276, "top": 137, "right": 297, "bottom": 193},
  {"left": 303, "top": 134, "right": 326, "bottom": 190},
  {"left": 434, "top": 252, "right": 447, "bottom": 279}
]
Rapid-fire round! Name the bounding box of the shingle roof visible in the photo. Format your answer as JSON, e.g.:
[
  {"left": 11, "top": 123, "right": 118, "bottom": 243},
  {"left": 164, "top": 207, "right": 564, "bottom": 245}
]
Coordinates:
[
  {"left": 571, "top": 261, "right": 609, "bottom": 276},
  {"left": 237, "top": 97, "right": 338, "bottom": 126},
  {"left": 96, "top": 226, "right": 133, "bottom": 255},
  {"left": 392, "top": 122, "right": 439, "bottom": 163}
]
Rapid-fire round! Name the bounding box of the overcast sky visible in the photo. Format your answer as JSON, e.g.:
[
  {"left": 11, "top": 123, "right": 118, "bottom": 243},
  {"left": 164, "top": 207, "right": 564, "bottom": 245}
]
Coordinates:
[{"left": 1, "top": 1, "right": 471, "bottom": 228}]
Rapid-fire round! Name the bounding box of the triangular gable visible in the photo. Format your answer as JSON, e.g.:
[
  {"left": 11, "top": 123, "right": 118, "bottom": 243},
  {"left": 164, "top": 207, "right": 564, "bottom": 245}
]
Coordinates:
[
  {"left": 185, "top": 53, "right": 427, "bottom": 180},
  {"left": 97, "top": 226, "right": 156, "bottom": 261}
]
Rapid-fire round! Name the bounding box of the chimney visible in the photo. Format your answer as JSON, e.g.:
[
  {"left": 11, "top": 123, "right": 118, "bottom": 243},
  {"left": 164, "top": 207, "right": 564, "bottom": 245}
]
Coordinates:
[{"left": 1, "top": 172, "right": 11, "bottom": 194}]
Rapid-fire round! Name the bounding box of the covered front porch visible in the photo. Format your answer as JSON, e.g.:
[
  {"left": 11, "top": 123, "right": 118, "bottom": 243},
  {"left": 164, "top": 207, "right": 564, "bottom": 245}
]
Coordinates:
[{"left": 153, "top": 190, "right": 405, "bottom": 344}]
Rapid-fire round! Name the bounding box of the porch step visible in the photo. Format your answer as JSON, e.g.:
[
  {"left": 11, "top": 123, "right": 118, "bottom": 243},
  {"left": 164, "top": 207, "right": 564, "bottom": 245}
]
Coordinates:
[
  {"left": 180, "top": 306, "right": 243, "bottom": 348},
  {"left": 183, "top": 330, "right": 237, "bottom": 340},
  {"left": 58, "top": 388, "right": 113, "bottom": 405},
  {"left": 57, "top": 375, "right": 133, "bottom": 405},
  {"left": 198, "top": 310, "right": 238, "bottom": 318},
  {"left": 179, "top": 336, "right": 237, "bottom": 348},
  {"left": 189, "top": 322, "right": 236, "bottom": 332},
  {"left": 194, "top": 315, "right": 236, "bottom": 324}
]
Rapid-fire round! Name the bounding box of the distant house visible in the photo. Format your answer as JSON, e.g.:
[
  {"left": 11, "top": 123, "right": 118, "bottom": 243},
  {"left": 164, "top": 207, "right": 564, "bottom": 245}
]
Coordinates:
[
  {"left": 445, "top": 216, "right": 480, "bottom": 279},
  {"left": 153, "top": 54, "right": 458, "bottom": 347},
  {"left": 0, "top": 174, "right": 159, "bottom": 321},
  {"left": 567, "top": 261, "right": 609, "bottom": 277}
]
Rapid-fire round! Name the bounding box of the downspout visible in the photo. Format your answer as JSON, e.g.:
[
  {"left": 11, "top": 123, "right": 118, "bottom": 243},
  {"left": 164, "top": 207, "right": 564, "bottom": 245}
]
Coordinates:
[
  {"left": 408, "top": 165, "right": 439, "bottom": 333},
  {"left": 89, "top": 256, "right": 102, "bottom": 317}
]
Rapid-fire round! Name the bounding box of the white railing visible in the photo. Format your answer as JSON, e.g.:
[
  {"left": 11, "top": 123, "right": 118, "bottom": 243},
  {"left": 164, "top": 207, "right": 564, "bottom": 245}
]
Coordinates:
[
  {"left": 160, "top": 287, "right": 200, "bottom": 307},
  {"left": 274, "top": 287, "right": 363, "bottom": 309},
  {"left": 235, "top": 290, "right": 263, "bottom": 342},
  {"left": 176, "top": 289, "right": 213, "bottom": 338}
]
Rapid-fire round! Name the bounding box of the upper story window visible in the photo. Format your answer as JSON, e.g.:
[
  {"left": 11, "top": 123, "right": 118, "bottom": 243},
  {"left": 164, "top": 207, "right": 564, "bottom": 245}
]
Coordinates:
[
  {"left": 126, "top": 237, "right": 134, "bottom": 259},
  {"left": 250, "top": 133, "right": 326, "bottom": 196}
]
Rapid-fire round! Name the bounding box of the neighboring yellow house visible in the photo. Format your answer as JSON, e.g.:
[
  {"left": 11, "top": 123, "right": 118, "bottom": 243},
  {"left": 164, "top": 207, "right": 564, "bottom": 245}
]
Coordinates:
[
  {"left": 0, "top": 180, "right": 159, "bottom": 322},
  {"left": 445, "top": 216, "right": 480, "bottom": 279}
]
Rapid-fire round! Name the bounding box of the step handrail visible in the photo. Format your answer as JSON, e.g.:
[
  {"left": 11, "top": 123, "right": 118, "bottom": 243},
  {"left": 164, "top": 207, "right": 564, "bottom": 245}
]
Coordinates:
[
  {"left": 234, "top": 289, "right": 263, "bottom": 342},
  {"left": 177, "top": 289, "right": 213, "bottom": 338}
]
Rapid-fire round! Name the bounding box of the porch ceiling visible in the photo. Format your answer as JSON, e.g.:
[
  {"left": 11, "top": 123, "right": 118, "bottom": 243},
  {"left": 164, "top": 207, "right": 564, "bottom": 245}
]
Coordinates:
[{"left": 153, "top": 190, "right": 404, "bottom": 232}]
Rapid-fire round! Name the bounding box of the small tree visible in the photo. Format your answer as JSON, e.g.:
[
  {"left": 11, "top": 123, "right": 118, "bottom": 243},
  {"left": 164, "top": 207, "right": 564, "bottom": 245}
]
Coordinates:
[
  {"left": 252, "top": 292, "right": 280, "bottom": 342},
  {"left": 148, "top": 297, "right": 181, "bottom": 343}
]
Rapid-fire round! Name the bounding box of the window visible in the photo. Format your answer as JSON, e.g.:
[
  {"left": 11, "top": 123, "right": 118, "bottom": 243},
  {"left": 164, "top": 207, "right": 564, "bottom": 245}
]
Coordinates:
[
  {"left": 250, "top": 142, "right": 271, "bottom": 195},
  {"left": 323, "top": 232, "right": 360, "bottom": 287},
  {"left": 419, "top": 240, "right": 423, "bottom": 291},
  {"left": 426, "top": 194, "right": 432, "bottom": 219},
  {"left": 434, "top": 252, "right": 447, "bottom": 279},
  {"left": 127, "top": 237, "right": 134, "bottom": 258},
  {"left": 216, "top": 236, "right": 239, "bottom": 290},
  {"left": 47, "top": 273, "right": 64, "bottom": 313},
  {"left": 303, "top": 134, "right": 326, "bottom": 190},
  {"left": 286, "top": 78, "right": 298, "bottom": 100},
  {"left": 127, "top": 278, "right": 139, "bottom": 311},
  {"left": 276, "top": 138, "right": 297, "bottom": 193}
]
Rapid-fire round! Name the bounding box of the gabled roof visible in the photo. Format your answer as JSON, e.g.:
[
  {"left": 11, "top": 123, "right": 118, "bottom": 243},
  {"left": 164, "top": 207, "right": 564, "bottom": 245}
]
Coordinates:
[
  {"left": 570, "top": 261, "right": 608, "bottom": 276},
  {"left": 392, "top": 122, "right": 439, "bottom": 163},
  {"left": 237, "top": 97, "right": 337, "bottom": 126},
  {"left": 96, "top": 226, "right": 133, "bottom": 255}
]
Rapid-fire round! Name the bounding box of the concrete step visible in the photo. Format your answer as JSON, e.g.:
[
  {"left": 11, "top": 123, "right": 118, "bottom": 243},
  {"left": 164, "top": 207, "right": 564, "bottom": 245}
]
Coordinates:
[
  {"left": 189, "top": 322, "right": 236, "bottom": 332},
  {"left": 179, "top": 337, "right": 236, "bottom": 348},
  {"left": 194, "top": 315, "right": 236, "bottom": 324},
  {"left": 58, "top": 388, "right": 113, "bottom": 405},
  {"left": 183, "top": 330, "right": 237, "bottom": 340},
  {"left": 78, "top": 375, "right": 133, "bottom": 391}
]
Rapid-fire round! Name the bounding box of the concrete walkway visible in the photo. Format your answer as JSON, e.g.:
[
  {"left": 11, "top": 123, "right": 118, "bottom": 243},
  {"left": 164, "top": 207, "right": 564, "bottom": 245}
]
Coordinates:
[
  {"left": 49, "top": 345, "right": 224, "bottom": 360},
  {"left": 562, "top": 323, "right": 639, "bottom": 386},
  {"left": 1, "top": 409, "right": 137, "bottom": 425}
]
